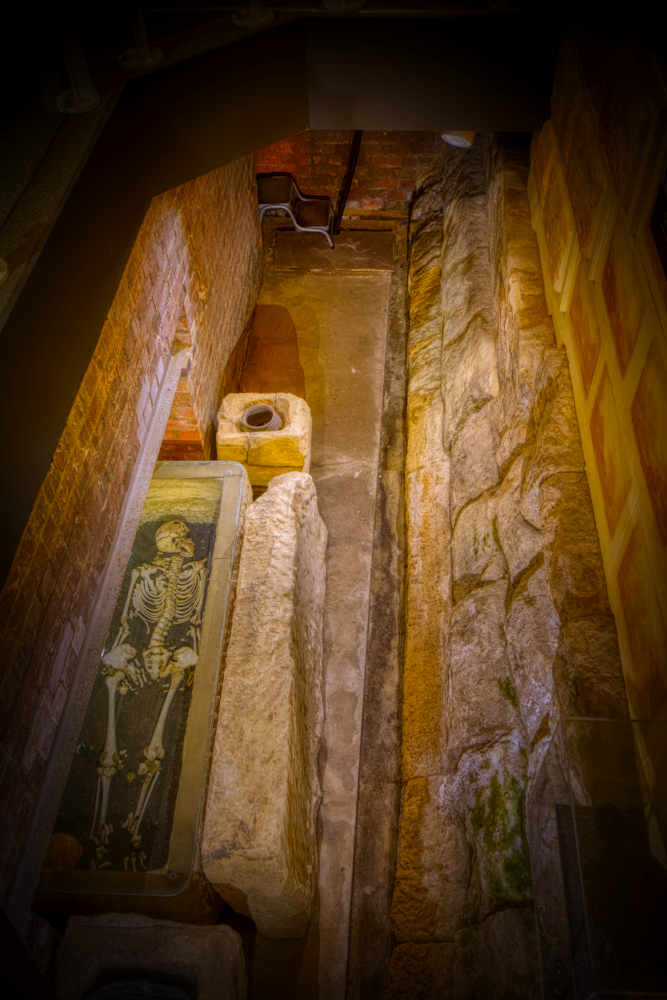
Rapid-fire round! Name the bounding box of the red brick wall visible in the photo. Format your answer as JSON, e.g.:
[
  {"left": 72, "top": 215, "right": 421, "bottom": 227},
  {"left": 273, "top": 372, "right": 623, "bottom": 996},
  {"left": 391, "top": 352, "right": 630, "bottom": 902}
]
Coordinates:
[
  {"left": 158, "top": 366, "right": 207, "bottom": 462},
  {"left": 254, "top": 130, "right": 443, "bottom": 217},
  {"left": 0, "top": 156, "right": 261, "bottom": 897}
]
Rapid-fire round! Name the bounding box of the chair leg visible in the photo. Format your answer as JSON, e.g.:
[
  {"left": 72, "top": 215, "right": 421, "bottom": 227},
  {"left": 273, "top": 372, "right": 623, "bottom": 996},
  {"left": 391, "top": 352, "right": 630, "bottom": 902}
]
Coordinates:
[{"left": 293, "top": 221, "right": 334, "bottom": 249}]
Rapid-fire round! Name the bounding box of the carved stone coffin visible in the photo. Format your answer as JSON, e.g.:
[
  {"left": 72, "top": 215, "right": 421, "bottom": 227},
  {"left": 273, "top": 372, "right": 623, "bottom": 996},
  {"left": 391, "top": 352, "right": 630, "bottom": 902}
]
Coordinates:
[
  {"left": 36, "top": 462, "right": 250, "bottom": 921},
  {"left": 202, "top": 472, "right": 327, "bottom": 938}
]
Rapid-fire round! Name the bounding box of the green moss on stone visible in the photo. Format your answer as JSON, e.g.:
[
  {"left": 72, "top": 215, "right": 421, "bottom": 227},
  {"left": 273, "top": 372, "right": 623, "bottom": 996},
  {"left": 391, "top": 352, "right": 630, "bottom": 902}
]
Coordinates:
[
  {"left": 497, "top": 676, "right": 519, "bottom": 708},
  {"left": 470, "top": 772, "right": 532, "bottom": 908}
]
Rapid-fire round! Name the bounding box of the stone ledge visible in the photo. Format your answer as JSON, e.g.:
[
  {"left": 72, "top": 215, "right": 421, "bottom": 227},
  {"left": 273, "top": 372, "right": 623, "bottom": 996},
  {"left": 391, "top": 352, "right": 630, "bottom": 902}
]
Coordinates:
[{"left": 202, "top": 472, "right": 327, "bottom": 938}]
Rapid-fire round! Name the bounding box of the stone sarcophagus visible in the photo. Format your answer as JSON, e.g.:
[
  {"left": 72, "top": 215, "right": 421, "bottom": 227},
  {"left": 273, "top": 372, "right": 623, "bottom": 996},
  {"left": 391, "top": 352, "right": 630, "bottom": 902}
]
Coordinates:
[
  {"left": 202, "top": 472, "right": 327, "bottom": 938},
  {"left": 36, "top": 462, "right": 250, "bottom": 921},
  {"left": 216, "top": 392, "right": 312, "bottom": 487}
]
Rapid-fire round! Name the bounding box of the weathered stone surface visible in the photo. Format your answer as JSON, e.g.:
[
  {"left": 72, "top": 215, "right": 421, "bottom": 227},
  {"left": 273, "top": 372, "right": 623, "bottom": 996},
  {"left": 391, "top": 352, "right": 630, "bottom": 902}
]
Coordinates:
[
  {"left": 505, "top": 558, "right": 560, "bottom": 738},
  {"left": 394, "top": 135, "right": 623, "bottom": 998},
  {"left": 521, "top": 351, "right": 585, "bottom": 529},
  {"left": 450, "top": 405, "right": 499, "bottom": 523},
  {"left": 393, "top": 740, "right": 533, "bottom": 945},
  {"left": 452, "top": 492, "right": 506, "bottom": 603},
  {"left": 391, "top": 776, "right": 470, "bottom": 943},
  {"left": 453, "top": 907, "right": 540, "bottom": 1000},
  {"left": 450, "top": 739, "right": 533, "bottom": 923},
  {"left": 202, "top": 473, "right": 327, "bottom": 938},
  {"left": 496, "top": 455, "right": 543, "bottom": 582},
  {"left": 441, "top": 321, "right": 499, "bottom": 444},
  {"left": 554, "top": 616, "right": 628, "bottom": 718},
  {"left": 403, "top": 181, "right": 452, "bottom": 783},
  {"left": 441, "top": 247, "right": 493, "bottom": 349},
  {"left": 446, "top": 582, "right": 519, "bottom": 751},
  {"left": 539, "top": 473, "right": 611, "bottom": 623},
  {"left": 388, "top": 942, "right": 455, "bottom": 1000},
  {"left": 402, "top": 463, "right": 451, "bottom": 780},
  {"left": 55, "top": 914, "right": 246, "bottom": 1000},
  {"left": 216, "top": 392, "right": 312, "bottom": 486}
]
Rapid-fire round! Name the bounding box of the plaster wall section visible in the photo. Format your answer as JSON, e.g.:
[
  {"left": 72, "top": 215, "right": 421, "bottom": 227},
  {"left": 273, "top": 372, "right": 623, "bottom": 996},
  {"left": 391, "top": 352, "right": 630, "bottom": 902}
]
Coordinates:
[
  {"left": 529, "top": 31, "right": 667, "bottom": 724},
  {"left": 389, "top": 135, "right": 627, "bottom": 999},
  {"left": 0, "top": 156, "right": 261, "bottom": 901}
]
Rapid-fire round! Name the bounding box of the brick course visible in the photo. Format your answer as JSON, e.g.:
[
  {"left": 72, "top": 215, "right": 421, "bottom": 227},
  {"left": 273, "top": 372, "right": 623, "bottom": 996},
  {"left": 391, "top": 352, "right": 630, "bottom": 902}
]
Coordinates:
[
  {"left": 0, "top": 155, "right": 260, "bottom": 898},
  {"left": 254, "top": 130, "right": 443, "bottom": 218}
]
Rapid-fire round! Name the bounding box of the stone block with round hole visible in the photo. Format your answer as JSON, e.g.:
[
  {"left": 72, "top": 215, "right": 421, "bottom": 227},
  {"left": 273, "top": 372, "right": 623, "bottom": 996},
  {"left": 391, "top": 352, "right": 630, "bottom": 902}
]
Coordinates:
[{"left": 216, "top": 392, "right": 312, "bottom": 487}]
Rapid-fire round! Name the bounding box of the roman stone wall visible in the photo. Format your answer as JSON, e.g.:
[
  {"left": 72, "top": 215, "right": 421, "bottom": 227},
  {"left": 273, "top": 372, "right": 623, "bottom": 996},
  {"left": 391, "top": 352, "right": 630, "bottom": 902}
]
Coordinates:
[
  {"left": 388, "top": 134, "right": 628, "bottom": 998},
  {"left": 0, "top": 156, "right": 261, "bottom": 899},
  {"left": 530, "top": 30, "right": 667, "bottom": 723}
]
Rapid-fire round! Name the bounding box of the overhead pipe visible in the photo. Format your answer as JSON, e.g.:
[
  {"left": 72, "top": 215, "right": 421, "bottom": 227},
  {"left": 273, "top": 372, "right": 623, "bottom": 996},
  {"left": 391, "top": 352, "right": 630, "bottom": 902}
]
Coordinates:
[{"left": 333, "top": 129, "right": 362, "bottom": 237}]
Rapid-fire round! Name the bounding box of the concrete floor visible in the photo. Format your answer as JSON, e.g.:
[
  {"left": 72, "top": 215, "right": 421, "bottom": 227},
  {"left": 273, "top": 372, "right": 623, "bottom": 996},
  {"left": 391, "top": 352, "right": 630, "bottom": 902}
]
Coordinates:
[{"left": 222, "top": 221, "right": 406, "bottom": 999}]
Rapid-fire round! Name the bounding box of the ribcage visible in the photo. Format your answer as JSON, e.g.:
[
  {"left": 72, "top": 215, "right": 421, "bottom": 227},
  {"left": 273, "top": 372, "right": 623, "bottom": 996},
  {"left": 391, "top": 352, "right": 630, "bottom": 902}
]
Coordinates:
[{"left": 131, "top": 561, "right": 207, "bottom": 627}]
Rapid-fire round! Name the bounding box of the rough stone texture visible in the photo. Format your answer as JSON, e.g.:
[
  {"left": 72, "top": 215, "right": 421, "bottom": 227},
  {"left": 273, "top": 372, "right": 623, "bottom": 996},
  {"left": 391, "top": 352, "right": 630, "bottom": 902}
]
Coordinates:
[
  {"left": 391, "top": 134, "right": 627, "bottom": 997},
  {"left": 202, "top": 473, "right": 327, "bottom": 939},
  {"left": 216, "top": 392, "right": 312, "bottom": 487},
  {"left": 54, "top": 913, "right": 246, "bottom": 1000},
  {"left": 388, "top": 943, "right": 455, "bottom": 999},
  {"left": 453, "top": 908, "right": 540, "bottom": 1000},
  {"left": 346, "top": 222, "right": 408, "bottom": 1000},
  {"left": 225, "top": 221, "right": 393, "bottom": 996}
]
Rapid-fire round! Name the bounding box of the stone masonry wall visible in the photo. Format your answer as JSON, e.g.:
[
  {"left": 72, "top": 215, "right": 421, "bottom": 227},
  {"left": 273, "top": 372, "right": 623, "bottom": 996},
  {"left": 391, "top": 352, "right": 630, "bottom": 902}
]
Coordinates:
[
  {"left": 0, "top": 156, "right": 261, "bottom": 899},
  {"left": 388, "top": 135, "right": 628, "bottom": 999},
  {"left": 530, "top": 29, "right": 667, "bottom": 723}
]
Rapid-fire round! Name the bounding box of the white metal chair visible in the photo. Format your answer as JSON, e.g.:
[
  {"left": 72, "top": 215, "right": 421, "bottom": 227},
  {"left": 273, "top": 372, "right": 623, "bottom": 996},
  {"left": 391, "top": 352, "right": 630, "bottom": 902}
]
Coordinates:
[{"left": 257, "top": 173, "right": 335, "bottom": 248}]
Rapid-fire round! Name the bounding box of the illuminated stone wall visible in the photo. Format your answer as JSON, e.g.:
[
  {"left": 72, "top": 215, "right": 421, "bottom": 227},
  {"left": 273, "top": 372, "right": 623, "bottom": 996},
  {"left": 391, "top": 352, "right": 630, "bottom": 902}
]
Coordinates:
[
  {"left": 0, "top": 157, "right": 261, "bottom": 897},
  {"left": 388, "top": 134, "right": 627, "bottom": 998},
  {"left": 530, "top": 33, "right": 667, "bottom": 721}
]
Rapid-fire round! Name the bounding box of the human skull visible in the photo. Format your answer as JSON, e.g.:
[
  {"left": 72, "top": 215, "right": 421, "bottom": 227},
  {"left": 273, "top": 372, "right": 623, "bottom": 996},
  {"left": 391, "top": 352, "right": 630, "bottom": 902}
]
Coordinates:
[{"left": 155, "top": 520, "right": 194, "bottom": 555}]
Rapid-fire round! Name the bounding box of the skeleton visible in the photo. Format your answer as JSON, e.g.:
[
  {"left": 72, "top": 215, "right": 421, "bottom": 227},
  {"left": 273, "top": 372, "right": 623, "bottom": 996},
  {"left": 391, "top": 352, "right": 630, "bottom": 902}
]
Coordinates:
[{"left": 91, "top": 520, "right": 207, "bottom": 864}]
